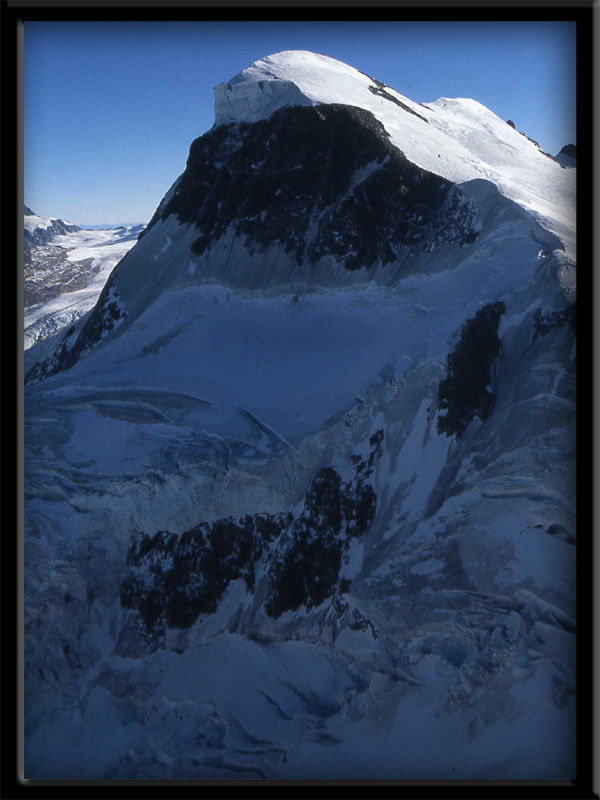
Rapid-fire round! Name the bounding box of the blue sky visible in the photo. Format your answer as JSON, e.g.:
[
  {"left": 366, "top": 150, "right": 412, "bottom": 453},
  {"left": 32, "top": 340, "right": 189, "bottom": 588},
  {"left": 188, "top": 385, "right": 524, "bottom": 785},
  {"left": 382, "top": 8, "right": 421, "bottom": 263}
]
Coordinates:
[{"left": 24, "top": 21, "right": 577, "bottom": 225}]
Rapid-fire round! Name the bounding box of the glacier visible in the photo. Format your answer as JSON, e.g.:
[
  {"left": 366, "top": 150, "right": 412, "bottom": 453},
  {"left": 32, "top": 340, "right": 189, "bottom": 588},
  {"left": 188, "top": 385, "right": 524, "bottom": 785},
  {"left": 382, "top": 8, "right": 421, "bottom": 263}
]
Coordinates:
[
  {"left": 24, "top": 214, "right": 145, "bottom": 351},
  {"left": 23, "top": 51, "right": 576, "bottom": 780}
]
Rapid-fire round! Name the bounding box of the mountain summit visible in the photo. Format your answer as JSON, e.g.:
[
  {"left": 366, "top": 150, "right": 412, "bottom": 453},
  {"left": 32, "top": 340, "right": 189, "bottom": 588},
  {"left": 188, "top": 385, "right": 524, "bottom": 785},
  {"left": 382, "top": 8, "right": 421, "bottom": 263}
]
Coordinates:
[
  {"left": 214, "top": 51, "right": 574, "bottom": 254},
  {"left": 24, "top": 52, "right": 576, "bottom": 780},
  {"left": 27, "top": 50, "right": 574, "bottom": 386}
]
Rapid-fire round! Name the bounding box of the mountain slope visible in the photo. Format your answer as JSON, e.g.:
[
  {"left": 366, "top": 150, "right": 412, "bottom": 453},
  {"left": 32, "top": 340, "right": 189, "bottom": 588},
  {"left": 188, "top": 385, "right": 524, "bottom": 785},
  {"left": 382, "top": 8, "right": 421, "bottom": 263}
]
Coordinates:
[{"left": 23, "top": 51, "right": 576, "bottom": 780}]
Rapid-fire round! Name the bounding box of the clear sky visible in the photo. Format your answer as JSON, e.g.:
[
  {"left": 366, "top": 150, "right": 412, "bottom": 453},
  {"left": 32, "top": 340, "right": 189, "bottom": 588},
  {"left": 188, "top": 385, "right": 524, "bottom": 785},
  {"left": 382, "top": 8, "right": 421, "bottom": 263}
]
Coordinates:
[{"left": 24, "top": 20, "right": 577, "bottom": 226}]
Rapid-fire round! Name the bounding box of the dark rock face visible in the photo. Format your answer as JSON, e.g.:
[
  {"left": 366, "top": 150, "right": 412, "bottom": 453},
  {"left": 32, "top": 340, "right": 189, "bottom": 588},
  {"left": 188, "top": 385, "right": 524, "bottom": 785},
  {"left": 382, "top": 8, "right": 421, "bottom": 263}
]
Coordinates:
[
  {"left": 264, "top": 464, "right": 377, "bottom": 618},
  {"left": 145, "top": 104, "right": 477, "bottom": 272},
  {"left": 437, "top": 302, "right": 505, "bottom": 439},
  {"left": 120, "top": 512, "right": 293, "bottom": 638},
  {"left": 120, "top": 431, "right": 383, "bottom": 639},
  {"left": 532, "top": 303, "right": 576, "bottom": 340}
]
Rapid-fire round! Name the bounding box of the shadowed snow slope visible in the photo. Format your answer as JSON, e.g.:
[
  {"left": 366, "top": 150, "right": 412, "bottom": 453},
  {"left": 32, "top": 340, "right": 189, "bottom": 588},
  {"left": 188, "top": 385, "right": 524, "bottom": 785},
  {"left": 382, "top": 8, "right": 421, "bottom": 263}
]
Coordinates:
[{"left": 24, "top": 51, "right": 576, "bottom": 780}]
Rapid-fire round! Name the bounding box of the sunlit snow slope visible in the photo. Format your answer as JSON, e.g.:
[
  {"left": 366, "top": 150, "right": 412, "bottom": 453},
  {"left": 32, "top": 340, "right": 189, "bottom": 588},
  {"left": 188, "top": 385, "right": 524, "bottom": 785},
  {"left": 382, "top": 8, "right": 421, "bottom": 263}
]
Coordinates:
[{"left": 24, "top": 51, "right": 576, "bottom": 781}]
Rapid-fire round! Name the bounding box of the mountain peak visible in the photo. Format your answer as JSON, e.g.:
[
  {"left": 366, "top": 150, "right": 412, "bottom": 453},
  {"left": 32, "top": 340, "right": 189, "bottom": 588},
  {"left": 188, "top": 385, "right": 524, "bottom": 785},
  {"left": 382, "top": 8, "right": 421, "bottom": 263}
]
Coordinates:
[
  {"left": 213, "top": 50, "right": 367, "bottom": 127},
  {"left": 24, "top": 208, "right": 81, "bottom": 247},
  {"left": 213, "top": 49, "right": 419, "bottom": 127},
  {"left": 211, "top": 51, "right": 574, "bottom": 262},
  {"left": 24, "top": 48, "right": 578, "bottom": 781},
  {"left": 551, "top": 143, "right": 576, "bottom": 169}
]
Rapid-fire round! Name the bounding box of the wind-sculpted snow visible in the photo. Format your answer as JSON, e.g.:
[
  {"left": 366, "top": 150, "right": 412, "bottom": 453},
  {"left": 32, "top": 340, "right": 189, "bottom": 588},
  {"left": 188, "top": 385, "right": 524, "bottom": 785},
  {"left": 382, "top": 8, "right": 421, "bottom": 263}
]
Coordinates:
[{"left": 23, "top": 51, "right": 576, "bottom": 780}]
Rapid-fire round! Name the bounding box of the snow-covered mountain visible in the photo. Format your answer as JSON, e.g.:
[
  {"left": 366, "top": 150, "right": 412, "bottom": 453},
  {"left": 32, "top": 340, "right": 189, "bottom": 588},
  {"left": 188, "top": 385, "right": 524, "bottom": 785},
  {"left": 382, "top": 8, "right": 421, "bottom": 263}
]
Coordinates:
[
  {"left": 24, "top": 210, "right": 144, "bottom": 349},
  {"left": 24, "top": 51, "right": 576, "bottom": 780},
  {"left": 24, "top": 206, "right": 81, "bottom": 247},
  {"left": 553, "top": 143, "right": 577, "bottom": 169}
]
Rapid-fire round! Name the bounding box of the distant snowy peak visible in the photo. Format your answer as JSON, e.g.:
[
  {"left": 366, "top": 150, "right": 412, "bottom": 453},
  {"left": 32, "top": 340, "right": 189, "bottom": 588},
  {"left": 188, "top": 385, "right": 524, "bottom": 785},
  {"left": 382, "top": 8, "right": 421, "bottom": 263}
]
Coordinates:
[
  {"left": 213, "top": 50, "right": 575, "bottom": 260},
  {"left": 24, "top": 207, "right": 81, "bottom": 247}
]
